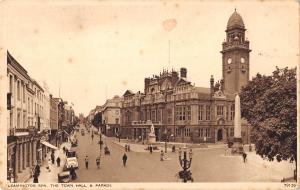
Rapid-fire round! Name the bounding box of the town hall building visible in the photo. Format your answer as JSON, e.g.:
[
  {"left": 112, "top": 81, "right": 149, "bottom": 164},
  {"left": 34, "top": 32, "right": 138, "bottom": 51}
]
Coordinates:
[{"left": 119, "top": 10, "right": 251, "bottom": 144}]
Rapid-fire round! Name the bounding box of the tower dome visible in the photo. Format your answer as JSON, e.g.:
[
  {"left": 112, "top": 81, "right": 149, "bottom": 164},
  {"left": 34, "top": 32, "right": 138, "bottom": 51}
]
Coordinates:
[{"left": 227, "top": 10, "right": 245, "bottom": 29}]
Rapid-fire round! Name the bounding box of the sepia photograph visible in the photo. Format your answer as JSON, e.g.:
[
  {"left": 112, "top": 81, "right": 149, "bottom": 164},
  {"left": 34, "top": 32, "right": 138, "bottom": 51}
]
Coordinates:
[{"left": 0, "top": 0, "right": 298, "bottom": 189}]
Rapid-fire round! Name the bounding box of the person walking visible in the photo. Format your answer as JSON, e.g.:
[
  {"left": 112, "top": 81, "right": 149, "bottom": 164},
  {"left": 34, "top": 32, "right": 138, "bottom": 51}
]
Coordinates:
[
  {"left": 242, "top": 152, "right": 247, "bottom": 163},
  {"left": 160, "top": 150, "right": 164, "bottom": 161},
  {"left": 128, "top": 144, "right": 130, "bottom": 152},
  {"left": 56, "top": 156, "right": 61, "bottom": 167},
  {"left": 125, "top": 144, "right": 127, "bottom": 152},
  {"left": 96, "top": 156, "right": 100, "bottom": 169},
  {"left": 150, "top": 144, "right": 153, "bottom": 154},
  {"left": 51, "top": 152, "right": 55, "bottom": 164},
  {"left": 33, "top": 164, "right": 40, "bottom": 183},
  {"left": 91, "top": 134, "right": 94, "bottom": 141},
  {"left": 85, "top": 156, "right": 89, "bottom": 169},
  {"left": 122, "top": 153, "right": 127, "bottom": 167}
]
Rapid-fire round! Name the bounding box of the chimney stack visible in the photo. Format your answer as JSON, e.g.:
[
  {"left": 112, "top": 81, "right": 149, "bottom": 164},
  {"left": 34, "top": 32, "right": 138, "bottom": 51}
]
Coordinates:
[
  {"left": 210, "top": 75, "right": 214, "bottom": 96},
  {"left": 180, "top": 67, "right": 187, "bottom": 78}
]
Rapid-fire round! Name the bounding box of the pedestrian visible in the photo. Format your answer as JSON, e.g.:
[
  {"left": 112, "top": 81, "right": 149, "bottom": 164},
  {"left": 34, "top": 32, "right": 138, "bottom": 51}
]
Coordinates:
[
  {"left": 91, "top": 134, "right": 94, "bottom": 141},
  {"left": 160, "top": 150, "right": 164, "bottom": 161},
  {"left": 85, "top": 156, "right": 89, "bottom": 169},
  {"left": 242, "top": 152, "right": 247, "bottom": 163},
  {"left": 35, "top": 164, "right": 40, "bottom": 177},
  {"left": 33, "top": 173, "right": 39, "bottom": 183},
  {"left": 70, "top": 165, "right": 77, "bottom": 180},
  {"left": 47, "top": 158, "right": 51, "bottom": 172},
  {"left": 51, "top": 152, "right": 55, "bottom": 164},
  {"left": 122, "top": 153, "right": 127, "bottom": 167},
  {"left": 172, "top": 145, "right": 176, "bottom": 152},
  {"left": 125, "top": 144, "right": 127, "bottom": 152},
  {"left": 96, "top": 156, "right": 100, "bottom": 169},
  {"left": 128, "top": 144, "right": 130, "bottom": 152},
  {"left": 56, "top": 156, "right": 61, "bottom": 167},
  {"left": 150, "top": 144, "right": 153, "bottom": 154}
]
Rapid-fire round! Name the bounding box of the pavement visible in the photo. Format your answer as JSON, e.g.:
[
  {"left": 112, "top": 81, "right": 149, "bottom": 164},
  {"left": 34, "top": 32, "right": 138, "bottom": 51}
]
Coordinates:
[
  {"left": 26, "top": 142, "right": 69, "bottom": 183},
  {"left": 110, "top": 137, "right": 230, "bottom": 153}
]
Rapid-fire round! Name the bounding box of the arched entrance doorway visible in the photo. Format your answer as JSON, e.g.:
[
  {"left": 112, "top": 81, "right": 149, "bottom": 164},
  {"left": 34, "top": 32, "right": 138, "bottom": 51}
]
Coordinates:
[{"left": 217, "top": 129, "right": 223, "bottom": 141}]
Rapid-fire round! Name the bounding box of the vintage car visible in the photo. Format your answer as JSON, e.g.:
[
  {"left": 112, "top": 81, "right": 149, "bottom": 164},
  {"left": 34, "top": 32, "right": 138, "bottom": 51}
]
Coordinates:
[
  {"left": 58, "top": 171, "right": 70, "bottom": 183},
  {"left": 64, "top": 150, "right": 79, "bottom": 170}
]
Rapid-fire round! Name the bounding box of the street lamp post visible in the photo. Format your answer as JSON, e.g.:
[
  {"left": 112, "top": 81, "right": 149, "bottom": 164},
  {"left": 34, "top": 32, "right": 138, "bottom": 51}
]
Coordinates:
[
  {"left": 178, "top": 146, "right": 193, "bottom": 183},
  {"left": 164, "top": 128, "right": 167, "bottom": 153},
  {"left": 98, "top": 127, "right": 102, "bottom": 156}
]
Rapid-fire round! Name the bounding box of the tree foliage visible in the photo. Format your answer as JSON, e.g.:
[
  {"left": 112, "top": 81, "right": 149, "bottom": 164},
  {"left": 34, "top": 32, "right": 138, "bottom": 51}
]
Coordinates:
[
  {"left": 92, "top": 112, "right": 102, "bottom": 128},
  {"left": 240, "top": 67, "right": 296, "bottom": 162}
]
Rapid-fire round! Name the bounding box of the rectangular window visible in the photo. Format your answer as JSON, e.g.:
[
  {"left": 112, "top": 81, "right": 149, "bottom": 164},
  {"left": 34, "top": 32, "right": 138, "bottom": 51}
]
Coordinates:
[
  {"left": 217, "top": 106, "right": 224, "bottom": 116},
  {"left": 10, "top": 111, "right": 13, "bottom": 128},
  {"left": 230, "top": 128, "right": 234, "bottom": 137},
  {"left": 157, "top": 109, "right": 161, "bottom": 122},
  {"left": 226, "top": 106, "right": 228, "bottom": 120},
  {"left": 151, "top": 110, "right": 156, "bottom": 122},
  {"left": 115, "top": 118, "right": 119, "bottom": 124},
  {"left": 230, "top": 105, "right": 235, "bottom": 121},
  {"left": 198, "top": 105, "right": 204, "bottom": 121},
  {"left": 17, "top": 112, "right": 20, "bottom": 128},
  {"left": 140, "top": 110, "right": 144, "bottom": 121},
  {"left": 175, "top": 128, "right": 181, "bottom": 136},
  {"left": 147, "top": 110, "right": 150, "bottom": 121},
  {"left": 205, "top": 128, "right": 211, "bottom": 138},
  {"left": 199, "top": 128, "right": 204, "bottom": 137},
  {"left": 184, "top": 128, "right": 190, "bottom": 137},
  {"left": 17, "top": 81, "right": 20, "bottom": 100},
  {"left": 23, "top": 85, "right": 25, "bottom": 102},
  {"left": 31, "top": 100, "right": 33, "bottom": 114},
  {"left": 167, "top": 109, "right": 172, "bottom": 124},
  {"left": 206, "top": 106, "right": 211, "bottom": 120},
  {"left": 9, "top": 75, "right": 13, "bottom": 94},
  {"left": 186, "top": 106, "right": 191, "bottom": 121}
]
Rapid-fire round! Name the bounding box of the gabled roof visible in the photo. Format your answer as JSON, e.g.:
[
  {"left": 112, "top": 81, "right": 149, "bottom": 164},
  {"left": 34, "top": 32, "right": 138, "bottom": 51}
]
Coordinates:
[
  {"left": 175, "top": 78, "right": 191, "bottom": 86},
  {"left": 123, "top": 90, "right": 135, "bottom": 96}
]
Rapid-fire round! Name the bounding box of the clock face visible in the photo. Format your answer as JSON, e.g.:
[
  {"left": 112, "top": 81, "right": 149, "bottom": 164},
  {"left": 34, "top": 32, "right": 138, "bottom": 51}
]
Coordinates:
[
  {"left": 227, "top": 58, "right": 232, "bottom": 64},
  {"left": 241, "top": 57, "right": 245, "bottom": 63}
]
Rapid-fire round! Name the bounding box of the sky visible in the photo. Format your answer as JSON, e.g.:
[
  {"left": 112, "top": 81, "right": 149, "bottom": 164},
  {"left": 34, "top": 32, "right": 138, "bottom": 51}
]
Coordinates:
[{"left": 1, "top": 0, "right": 298, "bottom": 116}]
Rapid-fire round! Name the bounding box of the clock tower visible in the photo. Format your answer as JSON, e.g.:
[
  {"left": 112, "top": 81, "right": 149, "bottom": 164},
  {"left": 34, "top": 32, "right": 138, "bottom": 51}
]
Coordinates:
[{"left": 221, "top": 10, "right": 251, "bottom": 94}]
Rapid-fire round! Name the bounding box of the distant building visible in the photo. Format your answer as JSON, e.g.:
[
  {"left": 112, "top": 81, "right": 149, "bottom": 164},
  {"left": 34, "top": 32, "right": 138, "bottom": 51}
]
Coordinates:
[
  {"left": 50, "top": 95, "right": 59, "bottom": 146},
  {"left": 101, "top": 95, "right": 122, "bottom": 136}
]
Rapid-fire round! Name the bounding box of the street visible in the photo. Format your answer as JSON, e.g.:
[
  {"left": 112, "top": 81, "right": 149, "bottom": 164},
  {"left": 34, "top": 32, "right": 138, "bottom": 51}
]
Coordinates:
[{"left": 71, "top": 125, "right": 295, "bottom": 182}]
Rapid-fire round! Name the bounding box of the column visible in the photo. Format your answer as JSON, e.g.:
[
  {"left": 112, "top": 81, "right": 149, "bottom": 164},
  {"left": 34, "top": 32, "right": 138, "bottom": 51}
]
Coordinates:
[
  {"left": 15, "top": 144, "right": 20, "bottom": 173},
  {"left": 19, "top": 143, "right": 23, "bottom": 172},
  {"left": 32, "top": 141, "right": 36, "bottom": 165},
  {"left": 28, "top": 142, "right": 32, "bottom": 167},
  {"left": 23, "top": 142, "right": 27, "bottom": 169}
]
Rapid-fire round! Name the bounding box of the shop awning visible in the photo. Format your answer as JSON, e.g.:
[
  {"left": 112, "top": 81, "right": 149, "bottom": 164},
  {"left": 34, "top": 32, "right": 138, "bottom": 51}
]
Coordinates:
[{"left": 41, "top": 141, "right": 58, "bottom": 150}]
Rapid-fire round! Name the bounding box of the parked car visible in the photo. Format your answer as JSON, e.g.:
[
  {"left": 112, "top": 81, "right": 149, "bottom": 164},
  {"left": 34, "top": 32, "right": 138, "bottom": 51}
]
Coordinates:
[
  {"left": 64, "top": 150, "right": 79, "bottom": 170},
  {"left": 58, "top": 171, "right": 70, "bottom": 183}
]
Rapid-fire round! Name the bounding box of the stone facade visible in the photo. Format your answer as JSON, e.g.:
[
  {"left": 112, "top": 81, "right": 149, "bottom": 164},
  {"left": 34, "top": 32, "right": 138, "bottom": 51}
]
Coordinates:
[
  {"left": 7, "top": 51, "right": 49, "bottom": 182},
  {"left": 101, "top": 95, "right": 122, "bottom": 136},
  {"left": 119, "top": 11, "right": 251, "bottom": 144}
]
